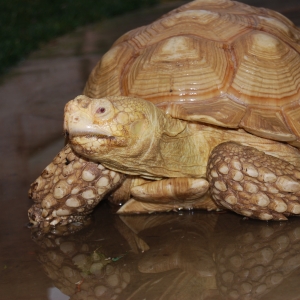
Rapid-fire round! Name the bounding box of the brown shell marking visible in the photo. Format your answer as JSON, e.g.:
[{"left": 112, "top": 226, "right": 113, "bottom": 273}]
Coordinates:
[
  {"left": 84, "top": 0, "right": 300, "bottom": 145},
  {"left": 240, "top": 106, "right": 295, "bottom": 141},
  {"left": 283, "top": 102, "right": 300, "bottom": 147}
]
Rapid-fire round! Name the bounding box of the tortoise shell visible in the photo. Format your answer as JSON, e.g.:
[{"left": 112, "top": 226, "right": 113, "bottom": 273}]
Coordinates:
[{"left": 84, "top": 0, "right": 300, "bottom": 147}]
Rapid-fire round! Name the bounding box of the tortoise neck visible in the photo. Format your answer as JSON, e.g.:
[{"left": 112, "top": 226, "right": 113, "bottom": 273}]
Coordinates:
[{"left": 155, "top": 123, "right": 210, "bottom": 178}]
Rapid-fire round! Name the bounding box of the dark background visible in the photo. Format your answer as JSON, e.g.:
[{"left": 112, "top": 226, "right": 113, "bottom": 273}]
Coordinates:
[{"left": 0, "top": 0, "right": 158, "bottom": 75}]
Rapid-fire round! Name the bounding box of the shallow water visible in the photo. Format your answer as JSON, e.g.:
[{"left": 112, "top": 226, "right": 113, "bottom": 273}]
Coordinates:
[{"left": 1, "top": 1, "right": 300, "bottom": 299}]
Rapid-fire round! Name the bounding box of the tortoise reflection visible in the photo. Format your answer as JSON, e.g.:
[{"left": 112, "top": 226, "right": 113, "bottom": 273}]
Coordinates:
[{"left": 31, "top": 210, "right": 300, "bottom": 299}]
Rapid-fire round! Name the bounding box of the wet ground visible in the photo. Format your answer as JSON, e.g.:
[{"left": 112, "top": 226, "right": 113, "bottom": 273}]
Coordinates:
[{"left": 1, "top": 1, "right": 300, "bottom": 299}]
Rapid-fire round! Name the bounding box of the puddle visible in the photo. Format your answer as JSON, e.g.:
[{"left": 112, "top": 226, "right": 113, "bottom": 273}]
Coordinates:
[
  {"left": 48, "top": 287, "right": 69, "bottom": 300},
  {"left": 1, "top": 1, "right": 300, "bottom": 299},
  {"left": 27, "top": 207, "right": 300, "bottom": 299}
]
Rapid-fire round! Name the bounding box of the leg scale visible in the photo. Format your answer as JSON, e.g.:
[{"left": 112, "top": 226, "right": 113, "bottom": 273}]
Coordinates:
[{"left": 207, "top": 142, "right": 300, "bottom": 221}]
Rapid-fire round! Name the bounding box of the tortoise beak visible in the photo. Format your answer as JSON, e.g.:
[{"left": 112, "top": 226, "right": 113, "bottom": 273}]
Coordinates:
[{"left": 64, "top": 99, "right": 113, "bottom": 139}]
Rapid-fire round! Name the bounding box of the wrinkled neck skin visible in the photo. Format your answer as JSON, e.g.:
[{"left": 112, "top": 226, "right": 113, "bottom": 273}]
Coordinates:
[
  {"left": 70, "top": 99, "right": 300, "bottom": 179},
  {"left": 144, "top": 120, "right": 300, "bottom": 179},
  {"left": 69, "top": 102, "right": 210, "bottom": 179},
  {"left": 68, "top": 100, "right": 167, "bottom": 178}
]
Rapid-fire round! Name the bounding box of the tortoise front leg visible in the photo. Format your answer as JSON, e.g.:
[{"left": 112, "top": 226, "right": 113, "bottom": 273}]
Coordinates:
[
  {"left": 207, "top": 142, "right": 300, "bottom": 220},
  {"left": 28, "top": 144, "right": 125, "bottom": 227},
  {"left": 131, "top": 177, "right": 209, "bottom": 203},
  {"left": 117, "top": 177, "right": 219, "bottom": 214}
]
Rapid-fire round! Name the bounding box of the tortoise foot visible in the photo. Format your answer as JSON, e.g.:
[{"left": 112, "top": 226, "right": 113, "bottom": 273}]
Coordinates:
[
  {"left": 28, "top": 144, "right": 125, "bottom": 227},
  {"left": 207, "top": 142, "right": 300, "bottom": 221}
]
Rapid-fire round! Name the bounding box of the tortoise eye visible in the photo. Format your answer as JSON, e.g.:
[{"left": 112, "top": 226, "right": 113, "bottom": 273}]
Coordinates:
[
  {"left": 96, "top": 107, "right": 106, "bottom": 114},
  {"left": 94, "top": 99, "right": 114, "bottom": 120}
]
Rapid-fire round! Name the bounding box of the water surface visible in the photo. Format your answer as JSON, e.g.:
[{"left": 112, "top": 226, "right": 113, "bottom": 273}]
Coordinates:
[{"left": 1, "top": 1, "right": 300, "bottom": 299}]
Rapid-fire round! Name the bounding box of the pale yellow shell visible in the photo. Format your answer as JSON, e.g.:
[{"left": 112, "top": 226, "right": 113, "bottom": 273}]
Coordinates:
[{"left": 84, "top": 0, "right": 300, "bottom": 147}]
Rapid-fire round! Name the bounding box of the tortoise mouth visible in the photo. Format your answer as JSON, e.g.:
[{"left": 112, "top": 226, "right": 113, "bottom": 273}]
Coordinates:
[
  {"left": 84, "top": 134, "right": 116, "bottom": 140},
  {"left": 65, "top": 129, "right": 115, "bottom": 140}
]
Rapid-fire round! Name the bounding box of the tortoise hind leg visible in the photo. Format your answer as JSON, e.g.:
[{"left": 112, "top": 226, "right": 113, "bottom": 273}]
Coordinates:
[{"left": 207, "top": 142, "right": 300, "bottom": 221}]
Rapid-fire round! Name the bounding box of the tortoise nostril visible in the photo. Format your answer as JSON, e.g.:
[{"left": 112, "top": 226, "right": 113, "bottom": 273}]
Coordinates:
[{"left": 77, "top": 97, "right": 91, "bottom": 108}]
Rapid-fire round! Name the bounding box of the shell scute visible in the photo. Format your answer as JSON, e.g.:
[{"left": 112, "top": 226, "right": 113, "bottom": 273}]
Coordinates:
[
  {"left": 229, "top": 31, "right": 300, "bottom": 107},
  {"left": 256, "top": 15, "right": 300, "bottom": 46},
  {"left": 240, "top": 106, "right": 296, "bottom": 142},
  {"left": 159, "top": 96, "right": 246, "bottom": 128},
  {"left": 283, "top": 102, "right": 300, "bottom": 146},
  {"left": 164, "top": 0, "right": 260, "bottom": 16},
  {"left": 84, "top": 44, "right": 135, "bottom": 98},
  {"left": 158, "top": 10, "right": 252, "bottom": 43},
  {"left": 84, "top": 0, "right": 300, "bottom": 145},
  {"left": 123, "top": 36, "right": 231, "bottom": 103}
]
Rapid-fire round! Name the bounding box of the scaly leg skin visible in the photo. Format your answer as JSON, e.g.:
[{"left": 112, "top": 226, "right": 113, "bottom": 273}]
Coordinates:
[
  {"left": 131, "top": 177, "right": 209, "bottom": 203},
  {"left": 28, "top": 144, "right": 125, "bottom": 227},
  {"left": 117, "top": 177, "right": 220, "bottom": 214},
  {"left": 207, "top": 142, "right": 300, "bottom": 221}
]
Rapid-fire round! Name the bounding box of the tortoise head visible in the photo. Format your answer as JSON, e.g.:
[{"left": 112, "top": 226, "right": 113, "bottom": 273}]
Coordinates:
[{"left": 64, "top": 95, "right": 185, "bottom": 175}]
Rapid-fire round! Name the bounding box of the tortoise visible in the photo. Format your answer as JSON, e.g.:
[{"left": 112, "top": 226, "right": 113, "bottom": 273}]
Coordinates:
[{"left": 28, "top": 0, "right": 300, "bottom": 227}]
